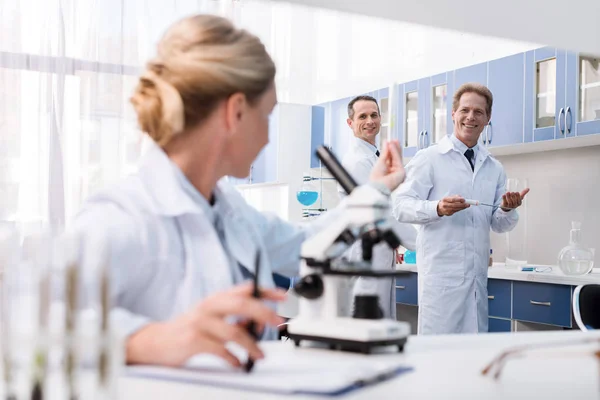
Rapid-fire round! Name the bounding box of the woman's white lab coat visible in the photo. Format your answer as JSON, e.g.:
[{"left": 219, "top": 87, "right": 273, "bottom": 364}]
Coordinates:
[
  {"left": 73, "top": 143, "right": 340, "bottom": 339},
  {"left": 392, "top": 135, "right": 518, "bottom": 334}
]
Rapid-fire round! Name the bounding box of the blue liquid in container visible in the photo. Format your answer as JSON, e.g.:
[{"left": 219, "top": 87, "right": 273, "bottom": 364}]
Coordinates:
[
  {"left": 296, "top": 191, "right": 319, "bottom": 206},
  {"left": 404, "top": 250, "right": 416, "bottom": 264}
]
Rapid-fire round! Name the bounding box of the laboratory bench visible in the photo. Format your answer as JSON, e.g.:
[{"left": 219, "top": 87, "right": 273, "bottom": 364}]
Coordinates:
[
  {"left": 122, "top": 330, "right": 600, "bottom": 399},
  {"left": 394, "top": 263, "right": 600, "bottom": 332}
]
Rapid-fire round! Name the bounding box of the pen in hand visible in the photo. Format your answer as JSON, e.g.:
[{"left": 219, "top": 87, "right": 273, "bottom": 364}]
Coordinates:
[{"left": 244, "top": 251, "right": 261, "bottom": 373}]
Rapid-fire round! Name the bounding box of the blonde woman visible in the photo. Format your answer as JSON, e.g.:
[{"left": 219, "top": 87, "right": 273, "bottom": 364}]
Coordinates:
[{"left": 74, "top": 14, "right": 406, "bottom": 368}]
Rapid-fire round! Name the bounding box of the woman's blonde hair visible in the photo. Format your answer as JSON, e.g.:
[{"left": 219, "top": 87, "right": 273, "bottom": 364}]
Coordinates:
[{"left": 131, "top": 15, "right": 276, "bottom": 146}]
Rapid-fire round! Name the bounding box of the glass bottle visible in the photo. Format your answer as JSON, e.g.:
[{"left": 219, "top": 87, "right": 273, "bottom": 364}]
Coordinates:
[
  {"left": 296, "top": 174, "right": 319, "bottom": 207},
  {"left": 558, "top": 221, "right": 595, "bottom": 275}
]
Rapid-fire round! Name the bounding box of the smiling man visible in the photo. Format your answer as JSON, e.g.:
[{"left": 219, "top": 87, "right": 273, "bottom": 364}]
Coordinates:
[
  {"left": 338, "top": 95, "right": 417, "bottom": 321},
  {"left": 392, "top": 83, "right": 529, "bottom": 335}
]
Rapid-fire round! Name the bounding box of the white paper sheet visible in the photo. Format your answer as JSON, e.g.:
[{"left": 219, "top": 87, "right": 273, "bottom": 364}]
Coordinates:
[{"left": 127, "top": 343, "right": 413, "bottom": 396}]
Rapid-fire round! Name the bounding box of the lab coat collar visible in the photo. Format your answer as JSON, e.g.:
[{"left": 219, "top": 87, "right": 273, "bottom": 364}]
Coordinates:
[
  {"left": 352, "top": 136, "right": 378, "bottom": 155},
  {"left": 437, "top": 133, "right": 490, "bottom": 160},
  {"left": 137, "top": 141, "right": 207, "bottom": 216}
]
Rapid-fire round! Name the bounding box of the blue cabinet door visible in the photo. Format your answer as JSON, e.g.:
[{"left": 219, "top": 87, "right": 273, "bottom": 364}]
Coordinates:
[
  {"left": 454, "top": 63, "right": 488, "bottom": 88},
  {"left": 526, "top": 47, "right": 567, "bottom": 142},
  {"left": 251, "top": 106, "right": 279, "bottom": 184},
  {"left": 395, "top": 84, "right": 406, "bottom": 156},
  {"left": 430, "top": 73, "right": 450, "bottom": 144},
  {"left": 402, "top": 80, "right": 420, "bottom": 157},
  {"left": 395, "top": 272, "right": 418, "bottom": 305},
  {"left": 487, "top": 279, "right": 511, "bottom": 319},
  {"left": 488, "top": 317, "right": 511, "bottom": 332},
  {"left": 512, "top": 281, "right": 572, "bottom": 327},
  {"left": 310, "top": 105, "right": 325, "bottom": 168},
  {"left": 572, "top": 54, "right": 600, "bottom": 137},
  {"left": 487, "top": 53, "right": 525, "bottom": 147},
  {"left": 418, "top": 77, "right": 432, "bottom": 149}
]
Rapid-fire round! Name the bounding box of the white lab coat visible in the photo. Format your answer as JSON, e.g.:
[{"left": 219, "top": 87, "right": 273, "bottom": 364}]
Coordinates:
[
  {"left": 338, "top": 137, "right": 417, "bottom": 319},
  {"left": 72, "top": 142, "right": 342, "bottom": 339},
  {"left": 392, "top": 134, "right": 518, "bottom": 334}
]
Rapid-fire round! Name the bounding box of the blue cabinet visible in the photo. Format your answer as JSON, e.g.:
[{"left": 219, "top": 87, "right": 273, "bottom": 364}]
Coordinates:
[
  {"left": 395, "top": 272, "right": 418, "bottom": 305},
  {"left": 316, "top": 47, "right": 599, "bottom": 170},
  {"left": 454, "top": 63, "right": 488, "bottom": 88},
  {"left": 401, "top": 77, "right": 442, "bottom": 157},
  {"left": 572, "top": 54, "right": 600, "bottom": 137},
  {"left": 512, "top": 281, "right": 572, "bottom": 327},
  {"left": 487, "top": 279, "right": 511, "bottom": 319},
  {"left": 430, "top": 73, "right": 451, "bottom": 146},
  {"left": 489, "top": 317, "right": 511, "bottom": 332},
  {"left": 487, "top": 53, "right": 525, "bottom": 147},
  {"left": 310, "top": 105, "right": 325, "bottom": 168},
  {"left": 401, "top": 80, "right": 419, "bottom": 158},
  {"left": 526, "top": 47, "right": 577, "bottom": 142}
]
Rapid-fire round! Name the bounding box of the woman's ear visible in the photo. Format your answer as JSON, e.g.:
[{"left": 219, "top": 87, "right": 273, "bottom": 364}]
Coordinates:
[{"left": 224, "top": 93, "right": 247, "bottom": 136}]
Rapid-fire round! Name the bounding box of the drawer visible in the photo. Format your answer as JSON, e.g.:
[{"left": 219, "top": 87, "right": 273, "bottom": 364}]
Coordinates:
[
  {"left": 512, "top": 281, "right": 572, "bottom": 327},
  {"left": 488, "top": 317, "right": 511, "bottom": 332},
  {"left": 487, "top": 279, "right": 511, "bottom": 319},
  {"left": 395, "top": 272, "right": 418, "bottom": 305}
]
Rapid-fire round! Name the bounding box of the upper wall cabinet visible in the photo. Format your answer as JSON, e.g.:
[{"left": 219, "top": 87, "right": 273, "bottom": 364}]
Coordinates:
[
  {"left": 575, "top": 54, "right": 600, "bottom": 136},
  {"left": 487, "top": 53, "right": 525, "bottom": 147},
  {"left": 400, "top": 75, "right": 450, "bottom": 158},
  {"left": 315, "top": 46, "right": 600, "bottom": 169},
  {"left": 526, "top": 47, "right": 572, "bottom": 142}
]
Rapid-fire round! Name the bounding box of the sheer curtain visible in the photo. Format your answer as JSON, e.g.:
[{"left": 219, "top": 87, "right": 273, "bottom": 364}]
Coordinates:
[{"left": 0, "top": 0, "right": 234, "bottom": 232}]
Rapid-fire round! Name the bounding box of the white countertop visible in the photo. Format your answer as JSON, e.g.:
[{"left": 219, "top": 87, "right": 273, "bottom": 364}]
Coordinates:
[
  {"left": 396, "top": 263, "right": 600, "bottom": 286},
  {"left": 122, "top": 330, "right": 600, "bottom": 399}
]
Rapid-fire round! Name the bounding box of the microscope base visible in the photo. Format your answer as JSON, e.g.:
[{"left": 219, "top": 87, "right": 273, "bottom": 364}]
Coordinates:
[
  {"left": 286, "top": 318, "right": 410, "bottom": 354},
  {"left": 288, "top": 333, "right": 406, "bottom": 354}
]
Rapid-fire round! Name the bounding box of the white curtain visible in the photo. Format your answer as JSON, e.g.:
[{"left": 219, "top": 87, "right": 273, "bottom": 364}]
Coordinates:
[{"left": 0, "top": 0, "right": 234, "bottom": 232}]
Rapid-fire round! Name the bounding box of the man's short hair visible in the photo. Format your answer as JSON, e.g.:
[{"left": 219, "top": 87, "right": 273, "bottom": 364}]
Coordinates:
[
  {"left": 452, "top": 83, "right": 493, "bottom": 116},
  {"left": 347, "top": 95, "right": 380, "bottom": 119}
]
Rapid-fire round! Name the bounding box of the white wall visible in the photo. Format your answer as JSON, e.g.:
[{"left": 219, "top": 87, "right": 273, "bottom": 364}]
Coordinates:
[
  {"left": 491, "top": 146, "right": 600, "bottom": 267},
  {"left": 239, "top": 1, "right": 540, "bottom": 105}
]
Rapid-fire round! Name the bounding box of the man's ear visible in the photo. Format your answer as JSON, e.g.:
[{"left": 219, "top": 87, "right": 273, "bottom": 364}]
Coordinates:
[
  {"left": 224, "top": 93, "right": 247, "bottom": 135},
  {"left": 347, "top": 118, "right": 353, "bottom": 128}
]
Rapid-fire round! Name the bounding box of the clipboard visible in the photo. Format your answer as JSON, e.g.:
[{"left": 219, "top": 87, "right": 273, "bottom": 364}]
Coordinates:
[{"left": 127, "top": 343, "right": 413, "bottom": 396}]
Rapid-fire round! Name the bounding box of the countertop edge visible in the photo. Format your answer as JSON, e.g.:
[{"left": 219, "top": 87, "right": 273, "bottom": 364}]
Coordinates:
[{"left": 395, "top": 263, "right": 600, "bottom": 286}]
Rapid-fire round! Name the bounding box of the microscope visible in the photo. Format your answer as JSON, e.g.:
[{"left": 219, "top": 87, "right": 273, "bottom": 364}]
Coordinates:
[{"left": 286, "top": 146, "right": 411, "bottom": 354}]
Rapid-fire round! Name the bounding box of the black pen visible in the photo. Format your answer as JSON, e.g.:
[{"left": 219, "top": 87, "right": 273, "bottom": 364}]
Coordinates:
[{"left": 244, "top": 251, "right": 261, "bottom": 373}]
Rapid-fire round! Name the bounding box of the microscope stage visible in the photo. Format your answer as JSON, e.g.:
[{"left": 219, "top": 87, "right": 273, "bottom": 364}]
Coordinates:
[{"left": 286, "top": 318, "right": 410, "bottom": 354}]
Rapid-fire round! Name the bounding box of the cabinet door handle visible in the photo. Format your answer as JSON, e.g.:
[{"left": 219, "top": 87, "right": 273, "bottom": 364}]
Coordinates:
[
  {"left": 558, "top": 107, "right": 565, "bottom": 135},
  {"left": 424, "top": 130, "right": 429, "bottom": 147},
  {"left": 419, "top": 131, "right": 424, "bottom": 149},
  {"left": 395, "top": 285, "right": 406, "bottom": 290},
  {"left": 487, "top": 295, "right": 495, "bottom": 300},
  {"left": 530, "top": 300, "right": 551, "bottom": 306},
  {"left": 487, "top": 121, "right": 493, "bottom": 144},
  {"left": 565, "top": 106, "right": 572, "bottom": 135}
]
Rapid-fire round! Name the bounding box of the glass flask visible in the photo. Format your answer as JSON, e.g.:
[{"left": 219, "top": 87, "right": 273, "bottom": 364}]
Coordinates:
[
  {"left": 296, "top": 174, "right": 319, "bottom": 207},
  {"left": 558, "top": 221, "right": 595, "bottom": 276}
]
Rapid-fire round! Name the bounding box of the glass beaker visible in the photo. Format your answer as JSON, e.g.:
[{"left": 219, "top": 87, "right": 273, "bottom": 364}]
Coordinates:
[
  {"left": 505, "top": 178, "right": 528, "bottom": 268},
  {"left": 296, "top": 174, "right": 319, "bottom": 207}
]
